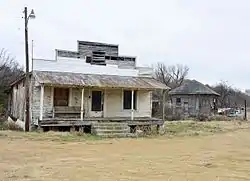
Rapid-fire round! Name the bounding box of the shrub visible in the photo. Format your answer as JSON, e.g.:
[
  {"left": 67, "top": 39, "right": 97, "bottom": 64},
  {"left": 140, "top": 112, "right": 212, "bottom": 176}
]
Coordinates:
[
  {"left": 197, "top": 114, "right": 209, "bottom": 121},
  {"left": 6, "top": 121, "right": 23, "bottom": 131},
  {"left": 166, "top": 114, "right": 183, "bottom": 121},
  {"left": 209, "top": 115, "right": 231, "bottom": 121},
  {"left": 0, "top": 121, "right": 8, "bottom": 130}
]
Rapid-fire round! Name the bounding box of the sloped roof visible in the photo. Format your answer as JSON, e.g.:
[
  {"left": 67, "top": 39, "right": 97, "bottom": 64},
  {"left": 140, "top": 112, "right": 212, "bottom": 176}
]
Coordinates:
[
  {"left": 169, "top": 79, "right": 220, "bottom": 96},
  {"left": 33, "top": 71, "right": 170, "bottom": 90}
]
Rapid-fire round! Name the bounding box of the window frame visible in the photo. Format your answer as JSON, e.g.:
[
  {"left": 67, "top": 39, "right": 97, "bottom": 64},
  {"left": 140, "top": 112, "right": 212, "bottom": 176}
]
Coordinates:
[
  {"left": 176, "top": 97, "right": 181, "bottom": 105},
  {"left": 123, "top": 90, "right": 137, "bottom": 110},
  {"left": 91, "top": 90, "right": 102, "bottom": 112}
]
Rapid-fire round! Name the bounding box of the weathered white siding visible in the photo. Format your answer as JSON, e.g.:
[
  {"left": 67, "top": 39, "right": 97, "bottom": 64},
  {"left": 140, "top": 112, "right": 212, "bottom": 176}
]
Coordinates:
[
  {"left": 29, "top": 85, "right": 153, "bottom": 125},
  {"left": 71, "top": 88, "right": 81, "bottom": 106},
  {"left": 43, "top": 87, "right": 53, "bottom": 117},
  {"left": 105, "top": 89, "right": 151, "bottom": 118},
  {"left": 11, "top": 81, "right": 25, "bottom": 120},
  {"left": 171, "top": 95, "right": 215, "bottom": 116},
  {"left": 33, "top": 58, "right": 139, "bottom": 77}
]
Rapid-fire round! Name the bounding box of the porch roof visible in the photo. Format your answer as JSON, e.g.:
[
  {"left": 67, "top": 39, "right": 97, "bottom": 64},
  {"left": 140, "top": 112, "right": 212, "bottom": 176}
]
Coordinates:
[{"left": 33, "top": 71, "right": 170, "bottom": 90}]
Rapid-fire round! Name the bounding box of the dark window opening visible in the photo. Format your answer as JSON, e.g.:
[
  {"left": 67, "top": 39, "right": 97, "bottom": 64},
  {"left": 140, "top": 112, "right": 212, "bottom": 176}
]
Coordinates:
[
  {"left": 83, "top": 125, "right": 91, "bottom": 134},
  {"left": 54, "top": 88, "right": 69, "bottom": 106},
  {"left": 91, "top": 91, "right": 102, "bottom": 111},
  {"left": 123, "top": 90, "right": 137, "bottom": 110},
  {"left": 176, "top": 98, "right": 181, "bottom": 104},
  {"left": 86, "top": 56, "right": 92, "bottom": 63}
]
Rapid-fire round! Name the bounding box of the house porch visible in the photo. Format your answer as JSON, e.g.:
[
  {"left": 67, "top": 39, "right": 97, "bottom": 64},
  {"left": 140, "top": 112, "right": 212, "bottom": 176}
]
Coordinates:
[
  {"left": 31, "top": 71, "right": 169, "bottom": 135},
  {"left": 33, "top": 85, "right": 163, "bottom": 134}
]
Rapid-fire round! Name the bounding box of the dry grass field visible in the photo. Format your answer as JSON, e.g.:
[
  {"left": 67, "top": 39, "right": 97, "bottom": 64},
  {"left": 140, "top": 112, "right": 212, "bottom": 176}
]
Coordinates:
[{"left": 1, "top": 121, "right": 250, "bottom": 181}]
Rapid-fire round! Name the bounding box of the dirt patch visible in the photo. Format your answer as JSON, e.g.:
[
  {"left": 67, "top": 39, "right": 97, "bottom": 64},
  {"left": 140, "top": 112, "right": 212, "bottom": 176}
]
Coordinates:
[{"left": 1, "top": 125, "right": 250, "bottom": 180}]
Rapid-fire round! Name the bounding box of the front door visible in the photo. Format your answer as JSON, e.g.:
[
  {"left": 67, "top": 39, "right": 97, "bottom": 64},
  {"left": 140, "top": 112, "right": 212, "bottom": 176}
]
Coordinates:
[{"left": 91, "top": 91, "right": 103, "bottom": 117}]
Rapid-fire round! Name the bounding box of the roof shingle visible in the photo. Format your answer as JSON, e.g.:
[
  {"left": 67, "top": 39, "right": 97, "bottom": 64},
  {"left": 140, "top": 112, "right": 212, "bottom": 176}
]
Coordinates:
[
  {"left": 169, "top": 79, "right": 220, "bottom": 96},
  {"left": 33, "top": 71, "right": 170, "bottom": 90}
]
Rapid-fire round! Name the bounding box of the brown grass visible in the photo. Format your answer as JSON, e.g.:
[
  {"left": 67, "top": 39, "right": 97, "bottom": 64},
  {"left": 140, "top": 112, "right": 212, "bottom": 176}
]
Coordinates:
[{"left": 1, "top": 121, "right": 250, "bottom": 180}]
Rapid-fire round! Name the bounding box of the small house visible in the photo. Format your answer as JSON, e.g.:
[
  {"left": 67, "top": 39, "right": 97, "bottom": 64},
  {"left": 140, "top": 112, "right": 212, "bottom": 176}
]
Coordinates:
[{"left": 168, "top": 80, "right": 219, "bottom": 117}]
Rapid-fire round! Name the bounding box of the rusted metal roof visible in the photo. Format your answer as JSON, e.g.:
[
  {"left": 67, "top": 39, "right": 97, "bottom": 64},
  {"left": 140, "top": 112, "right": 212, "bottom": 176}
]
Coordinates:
[{"left": 33, "top": 71, "right": 170, "bottom": 90}]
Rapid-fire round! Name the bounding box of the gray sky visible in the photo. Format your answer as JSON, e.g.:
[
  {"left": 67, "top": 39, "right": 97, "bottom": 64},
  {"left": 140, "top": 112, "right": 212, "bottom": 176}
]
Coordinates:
[{"left": 1, "top": 0, "right": 250, "bottom": 90}]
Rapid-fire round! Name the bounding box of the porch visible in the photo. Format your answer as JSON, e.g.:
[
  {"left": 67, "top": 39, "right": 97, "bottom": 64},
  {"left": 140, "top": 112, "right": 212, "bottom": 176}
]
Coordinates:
[
  {"left": 39, "top": 117, "right": 163, "bottom": 136},
  {"left": 40, "top": 117, "right": 164, "bottom": 127},
  {"left": 32, "top": 71, "right": 169, "bottom": 135}
]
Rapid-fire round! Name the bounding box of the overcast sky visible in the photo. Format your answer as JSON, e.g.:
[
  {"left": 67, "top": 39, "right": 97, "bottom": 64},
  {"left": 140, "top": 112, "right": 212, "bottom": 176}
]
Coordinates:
[{"left": 1, "top": 0, "right": 250, "bottom": 90}]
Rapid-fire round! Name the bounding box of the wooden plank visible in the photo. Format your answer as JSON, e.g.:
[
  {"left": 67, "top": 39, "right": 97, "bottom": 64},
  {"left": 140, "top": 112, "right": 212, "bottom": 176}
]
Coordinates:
[{"left": 41, "top": 121, "right": 92, "bottom": 127}]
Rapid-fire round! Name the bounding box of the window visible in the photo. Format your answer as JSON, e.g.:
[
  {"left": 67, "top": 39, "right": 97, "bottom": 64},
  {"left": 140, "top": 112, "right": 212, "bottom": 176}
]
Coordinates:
[
  {"left": 86, "top": 56, "right": 92, "bottom": 63},
  {"left": 123, "top": 90, "right": 137, "bottom": 110},
  {"left": 54, "top": 88, "right": 69, "bottom": 106},
  {"left": 176, "top": 98, "right": 181, "bottom": 104},
  {"left": 91, "top": 91, "right": 102, "bottom": 111}
]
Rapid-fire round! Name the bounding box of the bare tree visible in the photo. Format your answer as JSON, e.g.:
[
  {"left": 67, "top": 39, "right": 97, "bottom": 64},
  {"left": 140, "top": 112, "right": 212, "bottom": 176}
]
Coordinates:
[
  {"left": 154, "top": 62, "right": 189, "bottom": 88},
  {"left": 212, "top": 81, "right": 233, "bottom": 108},
  {"left": 0, "top": 48, "right": 23, "bottom": 87},
  {"left": 0, "top": 48, "right": 23, "bottom": 112},
  {"left": 152, "top": 63, "right": 189, "bottom": 118}
]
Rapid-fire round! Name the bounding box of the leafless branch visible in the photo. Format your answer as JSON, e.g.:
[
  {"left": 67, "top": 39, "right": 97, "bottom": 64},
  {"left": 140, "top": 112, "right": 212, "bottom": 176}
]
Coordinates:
[{"left": 154, "top": 62, "right": 189, "bottom": 89}]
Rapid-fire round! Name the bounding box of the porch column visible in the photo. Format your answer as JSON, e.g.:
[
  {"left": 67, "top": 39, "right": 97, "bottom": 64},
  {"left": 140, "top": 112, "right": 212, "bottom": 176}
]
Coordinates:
[
  {"left": 51, "top": 87, "right": 55, "bottom": 118},
  {"left": 131, "top": 90, "right": 134, "bottom": 120},
  {"left": 162, "top": 90, "right": 166, "bottom": 121},
  {"left": 39, "top": 84, "right": 44, "bottom": 121},
  {"left": 81, "top": 88, "right": 84, "bottom": 120}
]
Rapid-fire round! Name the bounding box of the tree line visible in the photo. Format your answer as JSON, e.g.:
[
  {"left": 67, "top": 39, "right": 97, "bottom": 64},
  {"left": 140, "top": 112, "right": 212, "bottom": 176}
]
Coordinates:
[
  {"left": 154, "top": 62, "right": 249, "bottom": 108},
  {"left": 0, "top": 49, "right": 23, "bottom": 113}
]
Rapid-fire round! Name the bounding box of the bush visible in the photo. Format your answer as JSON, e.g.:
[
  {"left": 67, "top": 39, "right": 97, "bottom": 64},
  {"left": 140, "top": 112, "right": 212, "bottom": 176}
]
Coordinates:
[
  {"left": 165, "top": 114, "right": 183, "bottom": 121},
  {"left": 197, "top": 114, "right": 209, "bottom": 121},
  {"left": 5, "top": 121, "right": 23, "bottom": 131},
  {"left": 209, "top": 115, "right": 231, "bottom": 121},
  {"left": 0, "top": 121, "right": 8, "bottom": 130}
]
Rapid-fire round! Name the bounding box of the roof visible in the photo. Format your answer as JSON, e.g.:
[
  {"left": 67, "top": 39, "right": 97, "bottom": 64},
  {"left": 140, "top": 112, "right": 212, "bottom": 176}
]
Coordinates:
[
  {"left": 168, "top": 79, "right": 220, "bottom": 96},
  {"left": 33, "top": 71, "right": 170, "bottom": 90}
]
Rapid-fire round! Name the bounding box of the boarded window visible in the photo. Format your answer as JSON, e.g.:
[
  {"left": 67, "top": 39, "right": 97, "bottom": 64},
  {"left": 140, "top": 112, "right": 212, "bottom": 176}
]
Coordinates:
[
  {"left": 54, "top": 88, "right": 69, "bottom": 106},
  {"left": 91, "top": 91, "right": 102, "bottom": 111},
  {"left": 123, "top": 90, "right": 137, "bottom": 110}
]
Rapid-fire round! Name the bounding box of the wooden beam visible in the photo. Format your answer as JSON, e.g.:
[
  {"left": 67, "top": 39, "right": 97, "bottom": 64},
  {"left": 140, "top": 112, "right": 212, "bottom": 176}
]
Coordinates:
[
  {"left": 69, "top": 88, "right": 73, "bottom": 106},
  {"left": 39, "top": 84, "right": 44, "bottom": 121},
  {"left": 80, "top": 88, "right": 84, "bottom": 120},
  {"left": 103, "top": 89, "right": 106, "bottom": 118},
  {"left": 162, "top": 90, "right": 166, "bottom": 121},
  {"left": 131, "top": 90, "right": 134, "bottom": 120}
]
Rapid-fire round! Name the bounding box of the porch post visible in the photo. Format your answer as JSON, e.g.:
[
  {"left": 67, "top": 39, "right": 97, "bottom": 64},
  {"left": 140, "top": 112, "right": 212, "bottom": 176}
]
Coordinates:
[
  {"left": 131, "top": 90, "right": 134, "bottom": 120},
  {"left": 51, "top": 87, "right": 55, "bottom": 118},
  {"left": 162, "top": 90, "right": 166, "bottom": 121},
  {"left": 39, "top": 84, "right": 44, "bottom": 121},
  {"left": 81, "top": 88, "right": 84, "bottom": 120}
]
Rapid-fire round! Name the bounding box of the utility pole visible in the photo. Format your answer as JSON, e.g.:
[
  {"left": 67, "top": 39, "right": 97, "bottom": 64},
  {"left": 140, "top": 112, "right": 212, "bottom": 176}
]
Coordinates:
[
  {"left": 24, "top": 7, "right": 30, "bottom": 132},
  {"left": 244, "top": 100, "right": 247, "bottom": 120},
  {"left": 23, "top": 7, "right": 35, "bottom": 131}
]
